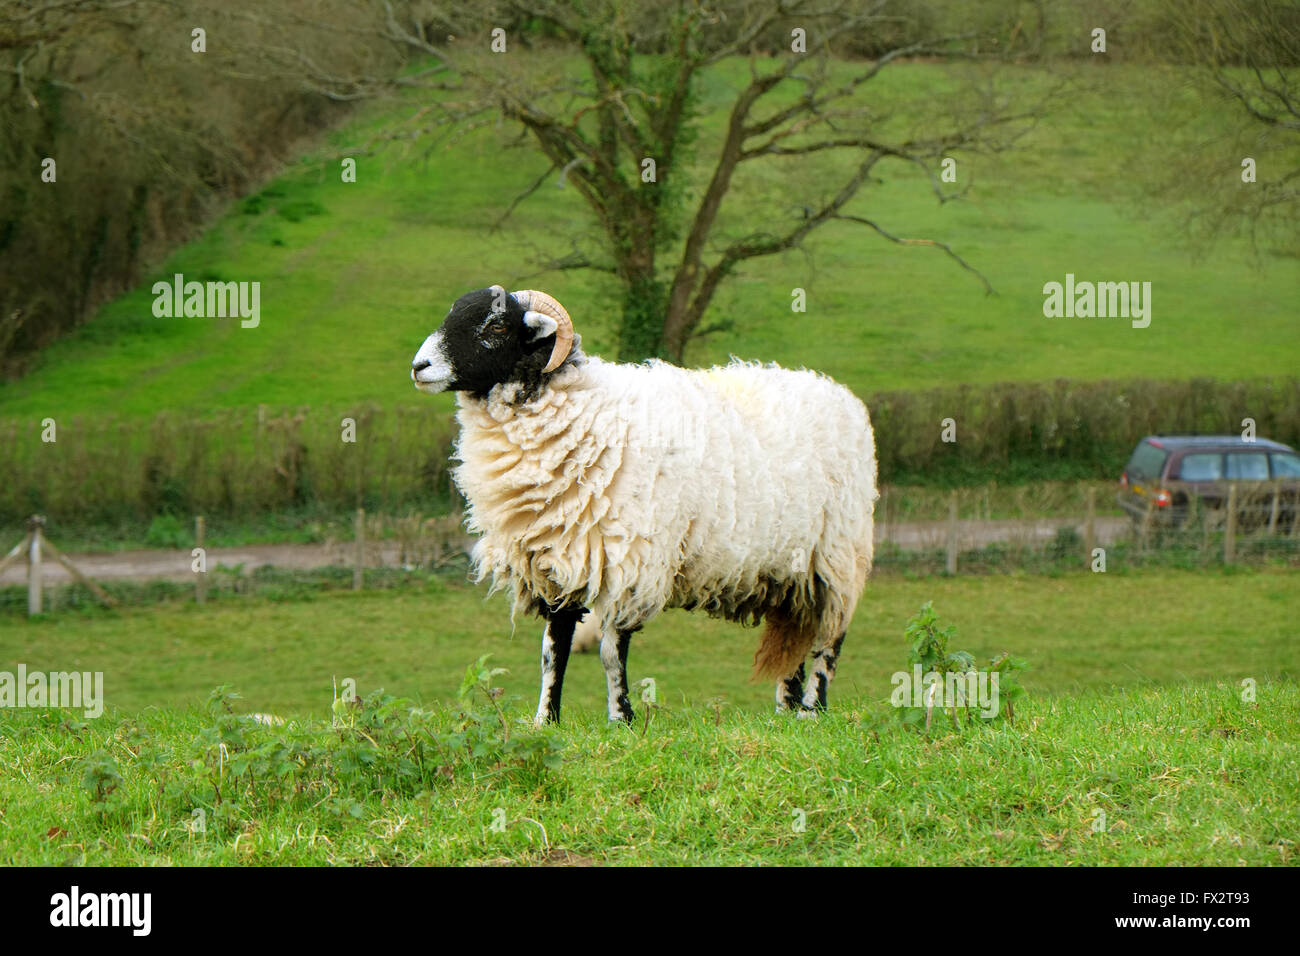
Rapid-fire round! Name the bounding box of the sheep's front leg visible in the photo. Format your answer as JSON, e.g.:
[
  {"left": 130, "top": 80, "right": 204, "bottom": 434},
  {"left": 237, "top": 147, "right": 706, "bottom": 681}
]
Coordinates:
[
  {"left": 600, "top": 627, "right": 635, "bottom": 724},
  {"left": 534, "top": 606, "right": 585, "bottom": 726},
  {"left": 801, "top": 632, "right": 846, "bottom": 713},
  {"left": 775, "top": 662, "right": 806, "bottom": 713}
]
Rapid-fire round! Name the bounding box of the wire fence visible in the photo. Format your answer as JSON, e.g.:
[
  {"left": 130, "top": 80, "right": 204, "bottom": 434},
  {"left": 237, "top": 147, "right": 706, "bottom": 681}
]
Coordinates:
[
  {"left": 874, "top": 481, "right": 1299, "bottom": 575},
  {"left": 5, "top": 479, "right": 1298, "bottom": 616}
]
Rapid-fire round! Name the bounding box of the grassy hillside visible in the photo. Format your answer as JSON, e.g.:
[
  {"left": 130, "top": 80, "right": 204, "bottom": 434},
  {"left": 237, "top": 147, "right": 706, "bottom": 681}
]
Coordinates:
[{"left": 0, "top": 62, "right": 1296, "bottom": 422}]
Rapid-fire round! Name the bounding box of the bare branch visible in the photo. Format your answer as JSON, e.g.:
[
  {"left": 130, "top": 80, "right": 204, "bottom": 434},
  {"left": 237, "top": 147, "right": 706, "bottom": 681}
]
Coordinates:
[
  {"left": 665, "top": 148, "right": 887, "bottom": 352},
  {"left": 833, "top": 214, "right": 995, "bottom": 295},
  {"left": 508, "top": 248, "right": 618, "bottom": 286},
  {"left": 490, "top": 161, "right": 560, "bottom": 234}
]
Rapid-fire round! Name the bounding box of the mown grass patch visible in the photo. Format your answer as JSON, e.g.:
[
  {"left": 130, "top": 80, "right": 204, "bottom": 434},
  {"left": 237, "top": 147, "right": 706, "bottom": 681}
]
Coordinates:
[{"left": 1, "top": 568, "right": 1295, "bottom": 717}]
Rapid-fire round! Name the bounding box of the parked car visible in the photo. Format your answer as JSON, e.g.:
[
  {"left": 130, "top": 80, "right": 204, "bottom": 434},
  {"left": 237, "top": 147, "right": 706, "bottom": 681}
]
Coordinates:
[{"left": 1118, "top": 435, "right": 1300, "bottom": 529}]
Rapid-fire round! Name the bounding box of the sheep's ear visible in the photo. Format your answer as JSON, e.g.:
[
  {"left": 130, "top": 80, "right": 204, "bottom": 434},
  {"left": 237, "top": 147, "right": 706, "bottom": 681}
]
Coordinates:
[{"left": 522, "top": 310, "right": 558, "bottom": 342}]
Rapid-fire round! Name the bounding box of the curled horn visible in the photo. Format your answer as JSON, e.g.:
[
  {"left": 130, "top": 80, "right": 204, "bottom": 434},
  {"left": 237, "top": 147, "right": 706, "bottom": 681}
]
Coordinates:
[{"left": 512, "top": 290, "right": 574, "bottom": 373}]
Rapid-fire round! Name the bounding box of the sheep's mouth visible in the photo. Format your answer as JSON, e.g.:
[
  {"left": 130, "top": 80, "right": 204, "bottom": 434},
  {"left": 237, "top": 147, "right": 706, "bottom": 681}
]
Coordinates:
[{"left": 411, "top": 369, "right": 451, "bottom": 394}]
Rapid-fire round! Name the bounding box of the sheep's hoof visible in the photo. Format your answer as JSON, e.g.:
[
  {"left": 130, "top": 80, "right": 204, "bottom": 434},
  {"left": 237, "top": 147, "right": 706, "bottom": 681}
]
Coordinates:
[{"left": 796, "top": 707, "right": 820, "bottom": 720}]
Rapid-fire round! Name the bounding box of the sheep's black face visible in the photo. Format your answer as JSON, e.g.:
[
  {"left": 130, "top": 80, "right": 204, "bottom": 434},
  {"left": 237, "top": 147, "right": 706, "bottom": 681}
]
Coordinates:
[{"left": 411, "top": 287, "right": 559, "bottom": 399}]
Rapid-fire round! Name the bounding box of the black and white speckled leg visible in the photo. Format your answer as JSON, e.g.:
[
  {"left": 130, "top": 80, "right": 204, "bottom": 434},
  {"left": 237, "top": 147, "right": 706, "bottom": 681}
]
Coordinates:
[
  {"left": 534, "top": 606, "right": 585, "bottom": 726},
  {"left": 775, "top": 661, "right": 806, "bottom": 713},
  {"left": 600, "top": 627, "right": 635, "bottom": 724},
  {"left": 801, "top": 632, "right": 846, "bottom": 713}
]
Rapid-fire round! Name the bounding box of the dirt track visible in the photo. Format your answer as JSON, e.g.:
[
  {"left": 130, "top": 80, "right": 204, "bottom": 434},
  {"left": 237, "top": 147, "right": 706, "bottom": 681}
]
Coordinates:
[{"left": 0, "top": 517, "right": 1130, "bottom": 586}]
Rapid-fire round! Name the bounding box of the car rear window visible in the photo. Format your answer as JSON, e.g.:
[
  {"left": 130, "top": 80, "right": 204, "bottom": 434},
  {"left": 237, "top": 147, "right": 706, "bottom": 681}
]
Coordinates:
[
  {"left": 1270, "top": 453, "right": 1300, "bottom": 478},
  {"left": 1126, "top": 442, "right": 1168, "bottom": 480},
  {"left": 1225, "top": 453, "right": 1269, "bottom": 480},
  {"left": 1178, "top": 453, "right": 1223, "bottom": 481}
]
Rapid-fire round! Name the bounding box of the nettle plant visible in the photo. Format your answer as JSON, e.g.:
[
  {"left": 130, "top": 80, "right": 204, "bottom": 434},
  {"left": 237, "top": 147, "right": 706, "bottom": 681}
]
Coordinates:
[
  {"left": 78, "top": 749, "right": 125, "bottom": 813},
  {"left": 899, "top": 601, "right": 1027, "bottom": 732},
  {"left": 71, "top": 663, "right": 562, "bottom": 839},
  {"left": 453, "top": 654, "right": 565, "bottom": 770}
]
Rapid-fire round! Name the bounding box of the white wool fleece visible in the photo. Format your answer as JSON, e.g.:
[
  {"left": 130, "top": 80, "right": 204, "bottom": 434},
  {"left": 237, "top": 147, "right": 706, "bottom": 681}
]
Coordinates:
[{"left": 453, "top": 356, "right": 878, "bottom": 635}]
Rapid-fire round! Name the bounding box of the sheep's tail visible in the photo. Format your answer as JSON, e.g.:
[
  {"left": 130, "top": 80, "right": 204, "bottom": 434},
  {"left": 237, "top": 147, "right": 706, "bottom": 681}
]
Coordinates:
[{"left": 752, "top": 607, "right": 817, "bottom": 681}]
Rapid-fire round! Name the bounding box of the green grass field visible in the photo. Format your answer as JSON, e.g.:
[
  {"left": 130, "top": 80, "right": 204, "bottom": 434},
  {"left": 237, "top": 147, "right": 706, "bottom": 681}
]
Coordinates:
[
  {"left": 1, "top": 559, "right": 1296, "bottom": 865},
  {"left": 2, "top": 567, "right": 1296, "bottom": 716},
  {"left": 1, "top": 62, "right": 1296, "bottom": 423},
  {"left": 1, "top": 674, "right": 1294, "bottom": 866}
]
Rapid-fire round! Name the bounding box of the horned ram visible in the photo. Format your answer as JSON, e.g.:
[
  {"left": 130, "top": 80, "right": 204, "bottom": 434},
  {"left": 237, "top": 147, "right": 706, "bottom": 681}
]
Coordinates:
[{"left": 410, "top": 286, "right": 877, "bottom": 725}]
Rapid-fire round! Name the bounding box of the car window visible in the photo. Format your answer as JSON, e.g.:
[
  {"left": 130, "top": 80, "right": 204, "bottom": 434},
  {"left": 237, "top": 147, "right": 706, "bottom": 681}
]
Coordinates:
[
  {"left": 1271, "top": 453, "right": 1300, "bottom": 478},
  {"left": 1225, "top": 453, "right": 1269, "bottom": 480},
  {"left": 1127, "top": 442, "right": 1168, "bottom": 480},
  {"left": 1178, "top": 453, "right": 1222, "bottom": 481}
]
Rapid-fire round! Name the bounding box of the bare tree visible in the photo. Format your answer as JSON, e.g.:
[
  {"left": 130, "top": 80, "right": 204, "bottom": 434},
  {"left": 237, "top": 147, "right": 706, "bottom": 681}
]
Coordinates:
[
  {"left": 1144, "top": 0, "right": 1300, "bottom": 255},
  {"left": 227, "top": 0, "right": 1053, "bottom": 361}
]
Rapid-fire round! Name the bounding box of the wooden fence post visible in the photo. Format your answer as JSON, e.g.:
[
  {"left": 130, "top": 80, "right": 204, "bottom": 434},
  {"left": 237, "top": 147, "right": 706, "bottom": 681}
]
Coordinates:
[
  {"left": 945, "top": 491, "right": 958, "bottom": 575},
  {"left": 0, "top": 533, "right": 31, "bottom": 579},
  {"left": 1139, "top": 498, "right": 1154, "bottom": 552},
  {"left": 4, "top": 517, "right": 114, "bottom": 615},
  {"left": 353, "top": 507, "right": 365, "bottom": 590},
  {"left": 1224, "top": 484, "right": 1238, "bottom": 564},
  {"left": 27, "top": 518, "right": 42, "bottom": 616},
  {"left": 40, "top": 537, "right": 118, "bottom": 608},
  {"left": 1187, "top": 491, "right": 1206, "bottom": 565},
  {"left": 877, "top": 487, "right": 886, "bottom": 545},
  {"left": 1268, "top": 482, "right": 1280, "bottom": 535},
  {"left": 1083, "top": 486, "right": 1096, "bottom": 569},
  {"left": 195, "top": 516, "right": 207, "bottom": 605}
]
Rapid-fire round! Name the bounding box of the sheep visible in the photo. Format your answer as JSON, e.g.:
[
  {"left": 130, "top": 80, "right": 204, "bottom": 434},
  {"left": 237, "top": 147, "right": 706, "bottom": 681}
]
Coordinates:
[{"left": 411, "top": 286, "right": 877, "bottom": 725}]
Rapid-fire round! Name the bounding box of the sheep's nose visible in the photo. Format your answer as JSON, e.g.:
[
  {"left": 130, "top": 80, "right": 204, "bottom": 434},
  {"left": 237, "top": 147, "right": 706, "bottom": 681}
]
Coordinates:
[{"left": 412, "top": 358, "right": 431, "bottom": 372}]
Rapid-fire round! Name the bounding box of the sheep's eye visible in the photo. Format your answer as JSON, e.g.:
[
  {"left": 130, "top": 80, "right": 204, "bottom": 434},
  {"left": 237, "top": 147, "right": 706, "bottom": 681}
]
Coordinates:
[{"left": 479, "top": 317, "right": 512, "bottom": 347}]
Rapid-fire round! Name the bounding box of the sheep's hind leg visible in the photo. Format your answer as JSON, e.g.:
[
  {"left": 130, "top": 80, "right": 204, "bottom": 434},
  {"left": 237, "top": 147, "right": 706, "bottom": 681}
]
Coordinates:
[
  {"left": 600, "top": 627, "right": 636, "bottom": 725},
  {"left": 775, "top": 661, "right": 806, "bottom": 713},
  {"left": 534, "top": 606, "right": 585, "bottom": 726},
  {"left": 800, "top": 632, "right": 846, "bottom": 715}
]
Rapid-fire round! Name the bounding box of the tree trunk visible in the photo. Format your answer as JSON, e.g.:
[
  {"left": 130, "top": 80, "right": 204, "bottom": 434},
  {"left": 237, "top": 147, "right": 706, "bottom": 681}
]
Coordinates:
[
  {"left": 612, "top": 206, "right": 667, "bottom": 361},
  {"left": 616, "top": 264, "right": 667, "bottom": 362},
  {"left": 661, "top": 280, "right": 696, "bottom": 362}
]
